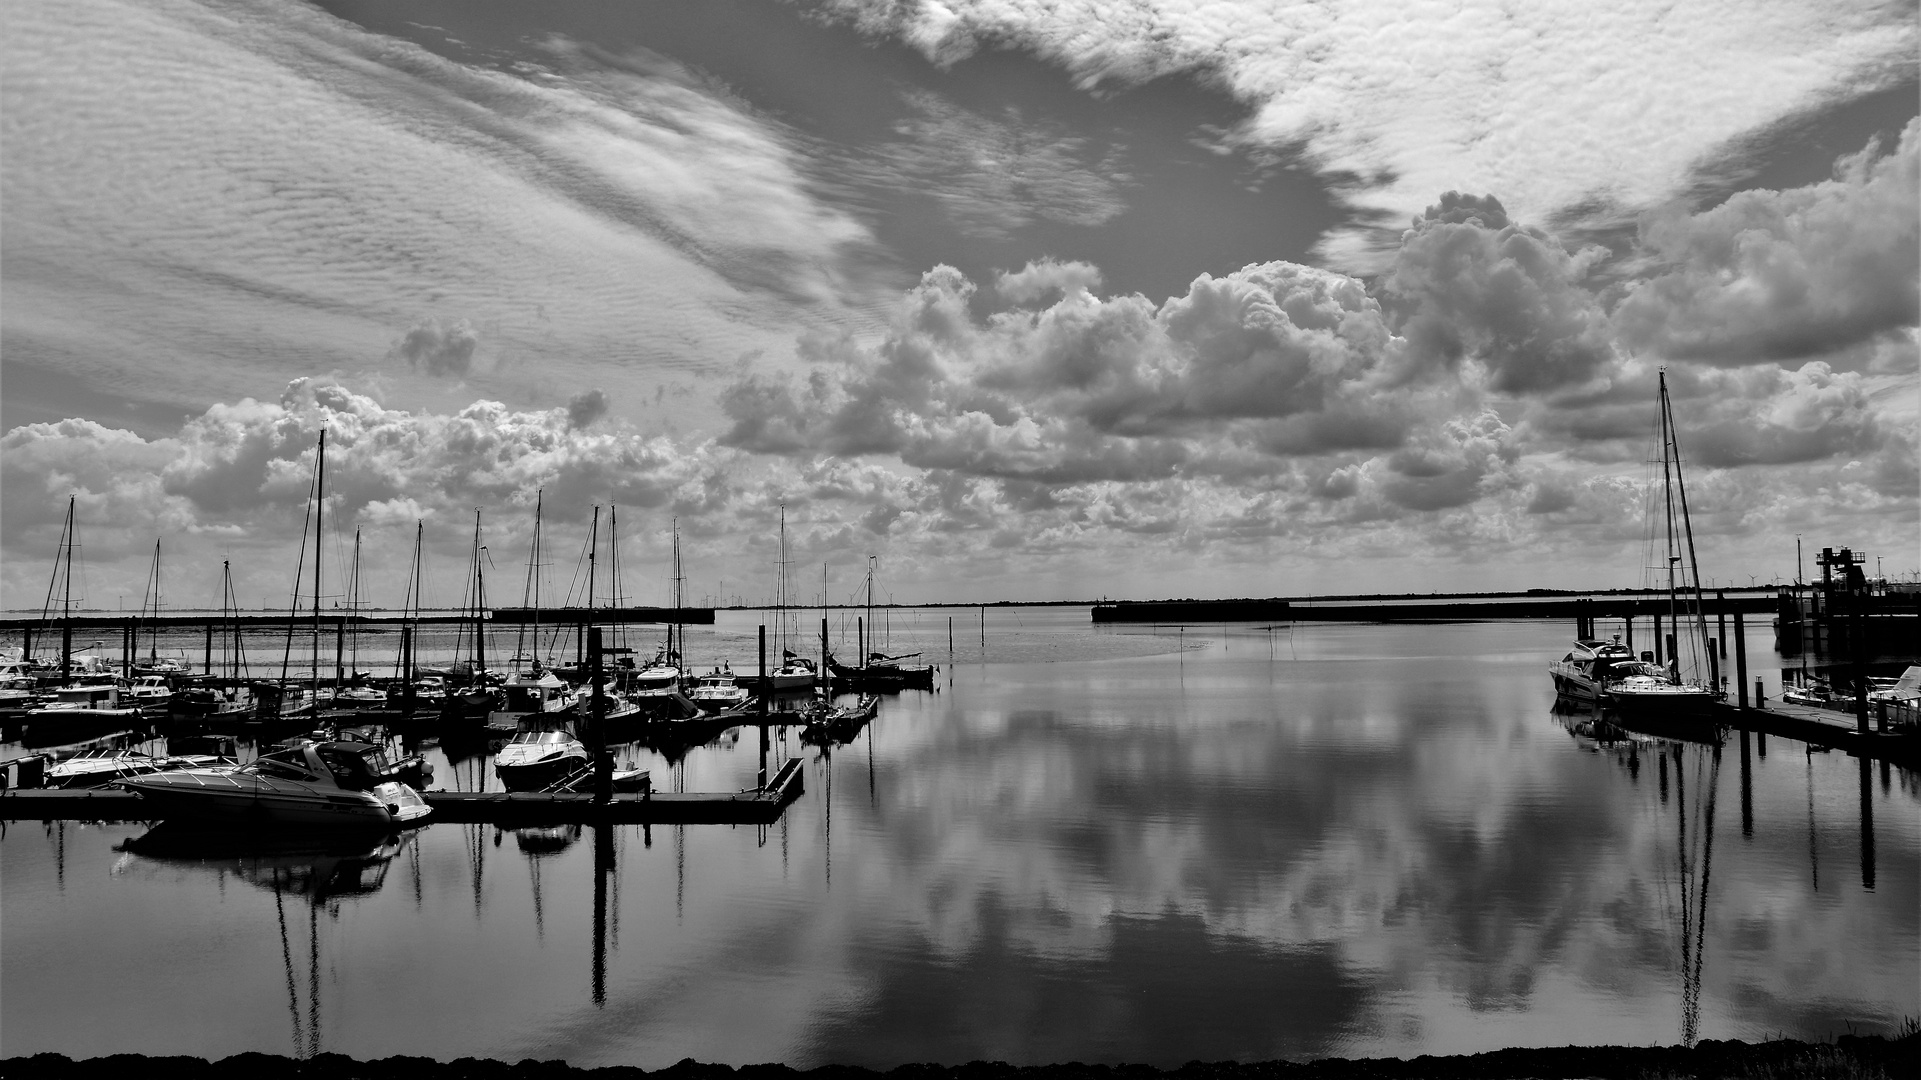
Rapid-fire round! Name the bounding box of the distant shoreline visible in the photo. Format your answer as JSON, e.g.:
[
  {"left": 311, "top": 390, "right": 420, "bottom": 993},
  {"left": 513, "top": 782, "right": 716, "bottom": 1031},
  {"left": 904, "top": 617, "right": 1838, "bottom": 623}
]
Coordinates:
[{"left": 4, "top": 1033, "right": 1913, "bottom": 1078}]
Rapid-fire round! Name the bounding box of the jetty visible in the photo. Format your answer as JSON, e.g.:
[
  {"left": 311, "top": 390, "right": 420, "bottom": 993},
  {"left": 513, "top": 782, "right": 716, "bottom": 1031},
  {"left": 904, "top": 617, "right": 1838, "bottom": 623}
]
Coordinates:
[
  {"left": 1092, "top": 589, "right": 1785, "bottom": 623},
  {"left": 0, "top": 757, "right": 804, "bottom": 825}
]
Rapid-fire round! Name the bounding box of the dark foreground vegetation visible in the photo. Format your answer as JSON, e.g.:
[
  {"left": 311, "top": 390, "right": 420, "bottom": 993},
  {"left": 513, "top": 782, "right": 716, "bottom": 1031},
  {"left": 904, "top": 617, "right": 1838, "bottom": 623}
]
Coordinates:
[{"left": 6, "top": 1033, "right": 1915, "bottom": 1080}]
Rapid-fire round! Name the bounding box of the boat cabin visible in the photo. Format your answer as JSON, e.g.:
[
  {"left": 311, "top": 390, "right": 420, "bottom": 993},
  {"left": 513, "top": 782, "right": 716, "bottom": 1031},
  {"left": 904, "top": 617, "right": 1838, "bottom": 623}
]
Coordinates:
[{"left": 249, "top": 741, "right": 393, "bottom": 792}]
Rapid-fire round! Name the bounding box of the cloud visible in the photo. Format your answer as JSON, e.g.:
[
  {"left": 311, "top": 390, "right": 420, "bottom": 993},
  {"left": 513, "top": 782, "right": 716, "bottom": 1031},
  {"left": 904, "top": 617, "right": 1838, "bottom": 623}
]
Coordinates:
[
  {"left": 851, "top": 89, "right": 1132, "bottom": 241},
  {"left": 1613, "top": 120, "right": 1921, "bottom": 365},
  {"left": 2, "top": 0, "right": 890, "bottom": 424},
  {"left": 566, "top": 389, "right": 610, "bottom": 429},
  {"left": 1378, "top": 193, "right": 1617, "bottom": 394},
  {"left": 815, "top": 1, "right": 1918, "bottom": 269},
  {"left": 392, "top": 317, "right": 479, "bottom": 377}
]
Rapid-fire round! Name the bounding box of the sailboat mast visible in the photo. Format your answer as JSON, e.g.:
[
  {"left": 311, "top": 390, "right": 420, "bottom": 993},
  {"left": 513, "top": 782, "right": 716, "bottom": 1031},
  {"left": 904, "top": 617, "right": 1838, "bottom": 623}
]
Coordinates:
[
  {"left": 148, "top": 539, "right": 162, "bottom": 664},
  {"left": 312, "top": 430, "right": 326, "bottom": 709},
  {"left": 1657, "top": 376, "right": 1681, "bottom": 668},
  {"left": 1663, "top": 376, "right": 1715, "bottom": 672},
  {"left": 473, "top": 510, "right": 487, "bottom": 675},
  {"left": 60, "top": 495, "right": 74, "bottom": 682}
]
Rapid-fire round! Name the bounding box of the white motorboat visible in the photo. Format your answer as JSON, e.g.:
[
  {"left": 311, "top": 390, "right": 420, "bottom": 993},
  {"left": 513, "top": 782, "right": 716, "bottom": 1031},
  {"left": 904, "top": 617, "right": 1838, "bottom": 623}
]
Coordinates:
[
  {"left": 49, "top": 748, "right": 233, "bottom": 788},
  {"left": 27, "top": 682, "right": 145, "bottom": 724},
  {"left": 688, "top": 668, "right": 751, "bottom": 712},
  {"left": 117, "top": 739, "right": 431, "bottom": 828},
  {"left": 485, "top": 668, "right": 579, "bottom": 732},
  {"left": 125, "top": 675, "right": 174, "bottom": 716},
  {"left": 1548, "top": 636, "right": 1637, "bottom": 702},
  {"left": 494, "top": 726, "right": 589, "bottom": 791}
]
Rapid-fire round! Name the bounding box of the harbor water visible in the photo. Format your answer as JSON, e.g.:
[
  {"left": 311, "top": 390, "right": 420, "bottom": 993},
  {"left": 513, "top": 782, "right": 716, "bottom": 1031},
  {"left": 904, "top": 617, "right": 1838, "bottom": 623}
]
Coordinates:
[{"left": 2, "top": 610, "right": 1916, "bottom": 1065}]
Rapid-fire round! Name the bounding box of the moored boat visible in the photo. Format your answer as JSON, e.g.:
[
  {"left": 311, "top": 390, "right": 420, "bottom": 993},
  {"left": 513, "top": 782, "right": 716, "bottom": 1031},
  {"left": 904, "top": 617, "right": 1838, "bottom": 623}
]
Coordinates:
[
  {"left": 493, "top": 724, "right": 590, "bottom": 791},
  {"left": 116, "top": 739, "right": 431, "bottom": 828}
]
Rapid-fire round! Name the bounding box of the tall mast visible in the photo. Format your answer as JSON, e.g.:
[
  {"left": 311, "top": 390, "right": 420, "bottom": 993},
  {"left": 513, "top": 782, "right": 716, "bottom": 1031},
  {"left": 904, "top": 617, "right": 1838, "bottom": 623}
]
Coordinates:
[
  {"left": 472, "top": 509, "right": 486, "bottom": 675},
  {"left": 60, "top": 495, "right": 75, "bottom": 682},
  {"left": 311, "top": 429, "right": 325, "bottom": 710},
  {"left": 588, "top": 505, "right": 600, "bottom": 613},
  {"left": 148, "top": 539, "right": 162, "bottom": 664},
  {"left": 349, "top": 528, "right": 362, "bottom": 674},
  {"left": 1662, "top": 374, "right": 1714, "bottom": 675}
]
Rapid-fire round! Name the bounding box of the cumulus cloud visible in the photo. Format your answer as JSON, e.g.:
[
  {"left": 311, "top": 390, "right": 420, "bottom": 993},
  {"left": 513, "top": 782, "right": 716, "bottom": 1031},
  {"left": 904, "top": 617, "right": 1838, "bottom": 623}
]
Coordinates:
[
  {"left": 1613, "top": 120, "right": 1921, "bottom": 365},
  {"left": 392, "top": 317, "right": 479, "bottom": 376},
  {"left": 721, "top": 258, "right": 1425, "bottom": 482},
  {"left": 1379, "top": 193, "right": 1616, "bottom": 394}
]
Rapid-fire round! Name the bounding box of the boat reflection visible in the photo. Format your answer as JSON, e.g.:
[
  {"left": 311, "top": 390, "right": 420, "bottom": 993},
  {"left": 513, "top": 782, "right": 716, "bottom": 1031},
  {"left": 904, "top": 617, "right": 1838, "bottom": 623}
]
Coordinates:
[
  {"left": 1554, "top": 706, "right": 1721, "bottom": 1045},
  {"left": 116, "top": 822, "right": 418, "bottom": 901},
  {"left": 113, "top": 823, "right": 421, "bottom": 1059}
]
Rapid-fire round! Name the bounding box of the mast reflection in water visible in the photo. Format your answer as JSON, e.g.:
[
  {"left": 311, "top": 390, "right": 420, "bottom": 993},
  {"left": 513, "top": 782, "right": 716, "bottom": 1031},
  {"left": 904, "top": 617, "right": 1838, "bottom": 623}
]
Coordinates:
[{"left": 3, "top": 615, "right": 1915, "bottom": 1067}]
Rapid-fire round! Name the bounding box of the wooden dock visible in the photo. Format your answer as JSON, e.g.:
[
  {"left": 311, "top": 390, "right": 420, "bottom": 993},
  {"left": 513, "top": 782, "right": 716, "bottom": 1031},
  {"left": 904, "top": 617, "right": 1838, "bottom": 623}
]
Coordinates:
[
  {"left": 0, "top": 759, "right": 805, "bottom": 825},
  {"left": 1733, "top": 700, "right": 1919, "bottom": 765}
]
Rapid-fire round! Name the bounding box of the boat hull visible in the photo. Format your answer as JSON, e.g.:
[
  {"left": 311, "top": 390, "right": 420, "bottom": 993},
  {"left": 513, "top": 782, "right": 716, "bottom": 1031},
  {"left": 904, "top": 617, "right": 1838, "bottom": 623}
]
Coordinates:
[
  {"left": 495, "top": 751, "right": 590, "bottom": 792},
  {"left": 118, "top": 771, "right": 397, "bottom": 828}
]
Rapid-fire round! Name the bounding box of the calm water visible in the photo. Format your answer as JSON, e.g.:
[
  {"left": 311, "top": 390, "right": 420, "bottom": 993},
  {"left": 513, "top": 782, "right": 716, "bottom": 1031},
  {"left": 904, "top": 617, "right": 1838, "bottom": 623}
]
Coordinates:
[{"left": 3, "top": 611, "right": 1916, "bottom": 1065}]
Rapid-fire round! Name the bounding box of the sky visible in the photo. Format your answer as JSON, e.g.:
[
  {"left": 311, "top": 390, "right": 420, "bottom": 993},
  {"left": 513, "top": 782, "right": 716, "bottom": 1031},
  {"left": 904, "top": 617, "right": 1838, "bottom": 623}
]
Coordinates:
[{"left": 2, "top": 0, "right": 1916, "bottom": 613}]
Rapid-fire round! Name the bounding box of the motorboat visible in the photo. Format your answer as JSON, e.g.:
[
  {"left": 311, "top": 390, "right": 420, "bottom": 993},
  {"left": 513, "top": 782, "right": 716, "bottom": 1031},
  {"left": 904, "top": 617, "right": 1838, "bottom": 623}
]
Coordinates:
[
  {"left": 688, "top": 668, "right": 751, "bottom": 712},
  {"left": 1548, "top": 637, "right": 1636, "bottom": 702},
  {"left": 48, "top": 747, "right": 234, "bottom": 788},
  {"left": 116, "top": 739, "right": 432, "bottom": 828},
  {"left": 125, "top": 675, "right": 175, "bottom": 717},
  {"left": 493, "top": 725, "right": 590, "bottom": 791},
  {"left": 484, "top": 668, "right": 579, "bottom": 733},
  {"left": 1781, "top": 677, "right": 1841, "bottom": 707},
  {"left": 27, "top": 682, "right": 145, "bottom": 724}
]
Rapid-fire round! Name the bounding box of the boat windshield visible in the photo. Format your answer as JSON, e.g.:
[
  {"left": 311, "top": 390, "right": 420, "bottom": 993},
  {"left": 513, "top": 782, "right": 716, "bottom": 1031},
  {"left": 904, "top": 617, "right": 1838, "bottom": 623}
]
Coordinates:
[
  {"left": 510, "top": 731, "right": 572, "bottom": 745},
  {"left": 246, "top": 750, "right": 321, "bottom": 782}
]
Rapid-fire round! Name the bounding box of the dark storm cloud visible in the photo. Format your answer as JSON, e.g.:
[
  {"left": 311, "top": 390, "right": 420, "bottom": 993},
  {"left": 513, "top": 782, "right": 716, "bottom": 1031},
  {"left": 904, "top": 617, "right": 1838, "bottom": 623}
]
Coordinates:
[
  {"left": 392, "top": 316, "right": 479, "bottom": 377},
  {"left": 566, "top": 388, "right": 609, "bottom": 429}
]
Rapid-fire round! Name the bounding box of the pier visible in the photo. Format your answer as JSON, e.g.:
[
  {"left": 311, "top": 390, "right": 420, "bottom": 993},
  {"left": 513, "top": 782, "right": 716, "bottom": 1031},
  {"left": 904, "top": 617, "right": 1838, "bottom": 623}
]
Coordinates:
[
  {"left": 0, "top": 757, "right": 805, "bottom": 825},
  {"left": 1093, "top": 590, "right": 1782, "bottom": 623}
]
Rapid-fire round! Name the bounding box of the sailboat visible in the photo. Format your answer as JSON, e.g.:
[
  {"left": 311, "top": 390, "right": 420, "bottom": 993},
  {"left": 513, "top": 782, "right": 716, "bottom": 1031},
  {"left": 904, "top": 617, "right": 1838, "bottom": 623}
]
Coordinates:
[
  {"left": 131, "top": 539, "right": 191, "bottom": 681},
  {"left": 1603, "top": 372, "right": 1725, "bottom": 729},
  {"left": 629, "top": 516, "right": 697, "bottom": 719},
  {"left": 441, "top": 509, "right": 501, "bottom": 726},
  {"left": 767, "top": 505, "right": 817, "bottom": 692},
  {"left": 825, "top": 556, "right": 935, "bottom": 692},
  {"left": 487, "top": 491, "right": 582, "bottom": 734}
]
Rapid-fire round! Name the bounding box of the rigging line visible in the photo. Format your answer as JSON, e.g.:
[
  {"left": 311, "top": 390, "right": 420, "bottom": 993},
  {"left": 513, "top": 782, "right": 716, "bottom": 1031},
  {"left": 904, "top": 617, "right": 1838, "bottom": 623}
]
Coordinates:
[{"left": 1663, "top": 377, "right": 1716, "bottom": 671}]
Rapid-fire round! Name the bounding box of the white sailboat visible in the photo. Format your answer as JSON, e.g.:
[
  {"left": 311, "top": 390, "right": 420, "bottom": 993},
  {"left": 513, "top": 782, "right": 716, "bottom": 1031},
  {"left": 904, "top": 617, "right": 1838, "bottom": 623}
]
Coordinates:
[{"left": 1603, "top": 371, "right": 1725, "bottom": 726}]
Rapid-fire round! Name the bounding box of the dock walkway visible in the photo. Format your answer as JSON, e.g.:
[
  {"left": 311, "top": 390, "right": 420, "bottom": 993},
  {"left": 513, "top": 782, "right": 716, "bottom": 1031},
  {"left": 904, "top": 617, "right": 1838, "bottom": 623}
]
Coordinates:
[{"left": 0, "top": 759, "right": 805, "bottom": 825}]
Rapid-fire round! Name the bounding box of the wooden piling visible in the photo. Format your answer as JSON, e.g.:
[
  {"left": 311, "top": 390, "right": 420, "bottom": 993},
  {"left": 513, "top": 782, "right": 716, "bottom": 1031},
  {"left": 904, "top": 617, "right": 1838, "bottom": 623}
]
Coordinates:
[
  {"left": 203, "top": 623, "right": 214, "bottom": 674},
  {"left": 1733, "top": 609, "right": 1748, "bottom": 709},
  {"left": 1716, "top": 593, "right": 1727, "bottom": 660},
  {"left": 590, "top": 627, "right": 610, "bottom": 803}
]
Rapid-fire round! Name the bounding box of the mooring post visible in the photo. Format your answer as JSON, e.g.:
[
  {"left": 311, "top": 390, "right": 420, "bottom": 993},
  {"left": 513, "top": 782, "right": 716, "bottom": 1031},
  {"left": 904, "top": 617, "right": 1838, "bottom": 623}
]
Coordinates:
[
  {"left": 949, "top": 616, "right": 954, "bottom": 667},
  {"left": 1652, "top": 612, "right": 1663, "bottom": 663},
  {"left": 400, "top": 625, "right": 416, "bottom": 716},
  {"left": 857, "top": 617, "right": 864, "bottom": 668},
  {"left": 820, "top": 617, "right": 829, "bottom": 692},
  {"left": 1624, "top": 614, "right": 1633, "bottom": 652},
  {"left": 20, "top": 627, "right": 29, "bottom": 661},
  {"left": 1708, "top": 638, "right": 1719, "bottom": 692},
  {"left": 334, "top": 617, "right": 345, "bottom": 687},
  {"left": 590, "top": 627, "right": 610, "bottom": 803},
  {"left": 122, "top": 624, "right": 132, "bottom": 677},
  {"left": 1852, "top": 606, "right": 1869, "bottom": 734},
  {"left": 204, "top": 623, "right": 214, "bottom": 674},
  {"left": 1716, "top": 593, "right": 1728, "bottom": 660},
  {"left": 1733, "top": 609, "right": 1749, "bottom": 709}
]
